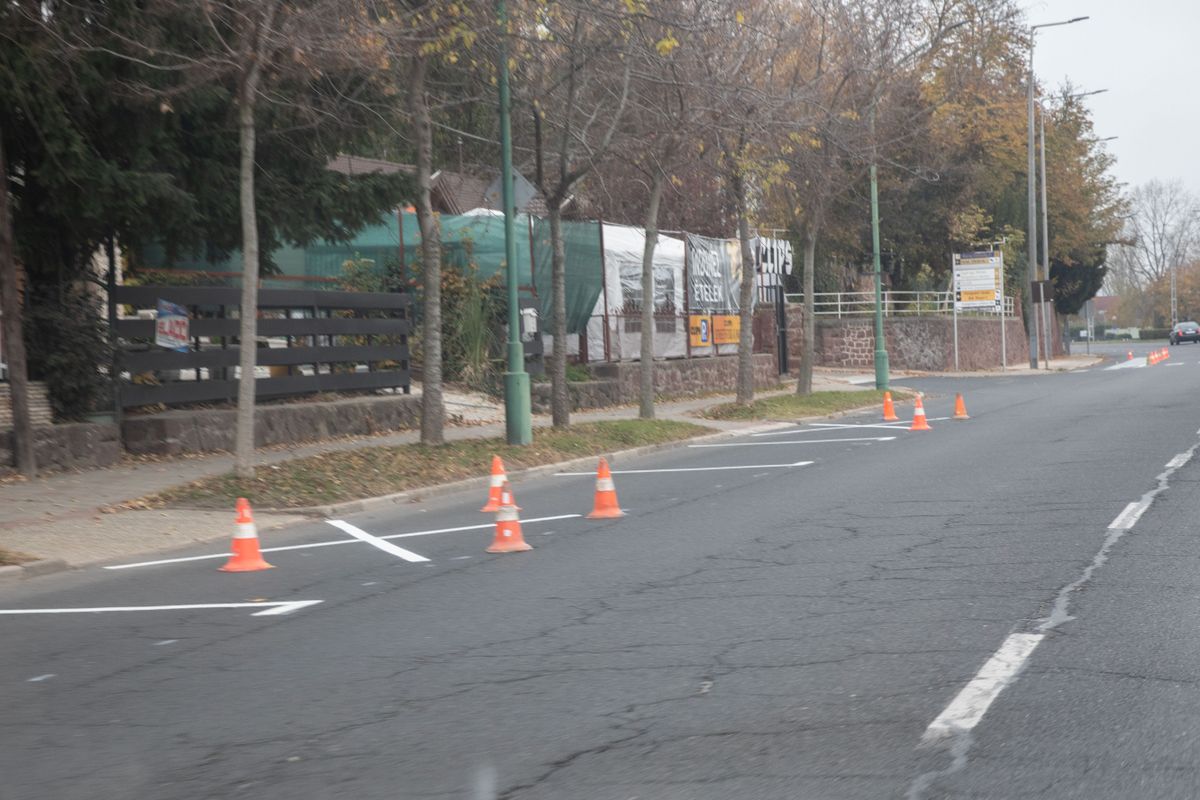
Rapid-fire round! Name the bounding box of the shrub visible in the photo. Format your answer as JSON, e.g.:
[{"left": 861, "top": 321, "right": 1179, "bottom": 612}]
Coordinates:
[{"left": 25, "top": 287, "right": 112, "bottom": 421}]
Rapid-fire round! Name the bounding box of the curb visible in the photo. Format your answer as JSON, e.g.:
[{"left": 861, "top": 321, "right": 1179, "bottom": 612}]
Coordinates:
[
  {"left": 273, "top": 419, "right": 797, "bottom": 518},
  {"left": 0, "top": 559, "right": 71, "bottom": 584}
]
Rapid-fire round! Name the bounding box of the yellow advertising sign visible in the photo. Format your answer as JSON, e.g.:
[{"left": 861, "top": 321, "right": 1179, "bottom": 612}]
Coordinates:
[
  {"left": 713, "top": 314, "right": 741, "bottom": 345},
  {"left": 688, "top": 315, "right": 713, "bottom": 347},
  {"left": 958, "top": 289, "right": 997, "bottom": 303}
]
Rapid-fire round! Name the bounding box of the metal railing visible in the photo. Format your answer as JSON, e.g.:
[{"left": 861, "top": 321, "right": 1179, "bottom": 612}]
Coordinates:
[{"left": 783, "top": 291, "right": 1015, "bottom": 319}]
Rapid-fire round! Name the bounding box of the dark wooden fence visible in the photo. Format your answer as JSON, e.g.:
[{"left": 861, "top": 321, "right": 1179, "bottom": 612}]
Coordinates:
[{"left": 112, "top": 286, "right": 410, "bottom": 408}]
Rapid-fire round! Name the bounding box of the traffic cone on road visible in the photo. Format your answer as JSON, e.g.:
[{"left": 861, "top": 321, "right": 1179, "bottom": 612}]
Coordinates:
[
  {"left": 1128, "top": 350, "right": 1134, "bottom": 361},
  {"left": 882, "top": 391, "right": 899, "bottom": 422},
  {"left": 486, "top": 482, "right": 532, "bottom": 553},
  {"left": 219, "top": 498, "right": 274, "bottom": 572},
  {"left": 480, "top": 455, "right": 508, "bottom": 512},
  {"left": 909, "top": 394, "right": 932, "bottom": 431},
  {"left": 952, "top": 393, "right": 970, "bottom": 420},
  {"left": 587, "top": 458, "right": 626, "bottom": 519}
]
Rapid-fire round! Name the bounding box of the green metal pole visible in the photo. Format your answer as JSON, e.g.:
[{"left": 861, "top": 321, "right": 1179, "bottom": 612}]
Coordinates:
[
  {"left": 869, "top": 107, "right": 889, "bottom": 390},
  {"left": 497, "top": 0, "right": 532, "bottom": 445}
]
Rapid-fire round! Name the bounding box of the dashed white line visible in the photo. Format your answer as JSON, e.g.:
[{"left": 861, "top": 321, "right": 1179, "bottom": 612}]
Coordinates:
[
  {"left": 327, "top": 520, "right": 430, "bottom": 563},
  {"left": 1108, "top": 500, "right": 1150, "bottom": 530},
  {"left": 555, "top": 461, "right": 812, "bottom": 475},
  {"left": 0, "top": 600, "right": 323, "bottom": 618},
  {"left": 27, "top": 674, "right": 56, "bottom": 682},
  {"left": 152, "top": 639, "right": 178, "bottom": 647},
  {"left": 105, "top": 514, "right": 581, "bottom": 570},
  {"left": 689, "top": 437, "right": 895, "bottom": 448},
  {"left": 921, "top": 633, "right": 1044, "bottom": 742}
]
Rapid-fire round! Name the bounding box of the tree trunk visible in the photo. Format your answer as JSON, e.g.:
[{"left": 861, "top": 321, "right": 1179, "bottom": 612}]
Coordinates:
[
  {"left": 1059, "top": 311, "right": 1071, "bottom": 355},
  {"left": 639, "top": 173, "right": 664, "bottom": 419},
  {"left": 234, "top": 70, "right": 262, "bottom": 480},
  {"left": 411, "top": 57, "right": 443, "bottom": 445},
  {"left": 548, "top": 204, "right": 569, "bottom": 427},
  {"left": 796, "top": 226, "right": 816, "bottom": 396},
  {"left": 733, "top": 173, "right": 756, "bottom": 406},
  {"left": 0, "top": 127, "right": 35, "bottom": 476}
]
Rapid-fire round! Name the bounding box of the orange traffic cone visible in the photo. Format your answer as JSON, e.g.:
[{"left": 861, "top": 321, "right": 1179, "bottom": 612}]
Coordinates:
[
  {"left": 587, "top": 457, "right": 625, "bottom": 519},
  {"left": 952, "top": 393, "right": 970, "bottom": 420},
  {"left": 1163, "top": 348, "right": 1170, "bottom": 361},
  {"left": 486, "top": 482, "right": 532, "bottom": 553},
  {"left": 882, "top": 391, "right": 899, "bottom": 422},
  {"left": 909, "top": 394, "right": 932, "bottom": 431},
  {"left": 219, "top": 498, "right": 274, "bottom": 572},
  {"left": 1128, "top": 350, "right": 1134, "bottom": 361},
  {"left": 480, "top": 455, "right": 508, "bottom": 512}
]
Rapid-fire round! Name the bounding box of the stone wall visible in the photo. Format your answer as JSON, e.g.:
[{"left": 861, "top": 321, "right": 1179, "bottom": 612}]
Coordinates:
[
  {"left": 0, "top": 382, "right": 55, "bottom": 429},
  {"left": 1, "top": 422, "right": 122, "bottom": 474},
  {"left": 531, "top": 380, "right": 623, "bottom": 413},
  {"left": 592, "top": 353, "right": 778, "bottom": 401},
  {"left": 123, "top": 393, "right": 421, "bottom": 457},
  {"left": 816, "top": 316, "right": 1029, "bottom": 371}
]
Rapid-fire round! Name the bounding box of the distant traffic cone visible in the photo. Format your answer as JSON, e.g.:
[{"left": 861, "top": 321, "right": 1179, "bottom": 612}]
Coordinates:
[
  {"left": 882, "top": 391, "right": 899, "bottom": 422},
  {"left": 909, "top": 394, "right": 932, "bottom": 431},
  {"left": 480, "top": 455, "right": 508, "bottom": 512},
  {"left": 952, "top": 393, "right": 970, "bottom": 420},
  {"left": 1128, "top": 350, "right": 1134, "bottom": 361},
  {"left": 219, "top": 498, "right": 274, "bottom": 572},
  {"left": 587, "top": 458, "right": 626, "bottom": 519},
  {"left": 1163, "top": 348, "right": 1170, "bottom": 361},
  {"left": 486, "top": 482, "right": 532, "bottom": 553}
]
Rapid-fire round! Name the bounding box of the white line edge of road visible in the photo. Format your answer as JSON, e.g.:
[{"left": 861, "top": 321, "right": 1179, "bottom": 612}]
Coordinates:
[
  {"left": 0, "top": 600, "right": 324, "bottom": 618},
  {"left": 105, "top": 514, "right": 582, "bottom": 570},
  {"left": 921, "top": 632, "right": 1044, "bottom": 743},
  {"left": 1107, "top": 500, "right": 1149, "bottom": 530},
  {"left": 690, "top": 436, "right": 896, "bottom": 448},
  {"left": 555, "top": 461, "right": 813, "bottom": 476},
  {"left": 326, "top": 520, "right": 430, "bottom": 563}
]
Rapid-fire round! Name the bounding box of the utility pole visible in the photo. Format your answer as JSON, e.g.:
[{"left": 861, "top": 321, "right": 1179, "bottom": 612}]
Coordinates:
[
  {"left": 869, "top": 105, "right": 889, "bottom": 390},
  {"left": 1039, "top": 105, "right": 1052, "bottom": 369},
  {"left": 497, "top": 0, "right": 532, "bottom": 445}
]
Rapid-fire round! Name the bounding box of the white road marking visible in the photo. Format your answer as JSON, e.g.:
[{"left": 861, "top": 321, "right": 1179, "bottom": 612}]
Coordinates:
[
  {"left": 753, "top": 424, "right": 903, "bottom": 436},
  {"left": 27, "top": 674, "right": 56, "bottom": 682},
  {"left": 1167, "top": 362, "right": 1184, "bottom": 367},
  {"left": 326, "top": 520, "right": 430, "bottom": 563},
  {"left": 921, "top": 632, "right": 1044, "bottom": 742},
  {"left": 1108, "top": 500, "right": 1150, "bottom": 530},
  {"left": 1166, "top": 452, "right": 1192, "bottom": 469},
  {"left": 105, "top": 514, "right": 581, "bottom": 570},
  {"left": 0, "top": 600, "right": 323, "bottom": 618},
  {"left": 451, "top": 556, "right": 473, "bottom": 560},
  {"left": 152, "top": 639, "right": 178, "bottom": 647},
  {"left": 689, "top": 437, "right": 895, "bottom": 448},
  {"left": 555, "top": 461, "right": 812, "bottom": 475}
]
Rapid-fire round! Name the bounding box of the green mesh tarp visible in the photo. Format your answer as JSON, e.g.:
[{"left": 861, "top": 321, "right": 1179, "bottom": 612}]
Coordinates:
[
  {"left": 141, "top": 211, "right": 536, "bottom": 287},
  {"left": 531, "top": 218, "right": 604, "bottom": 334}
]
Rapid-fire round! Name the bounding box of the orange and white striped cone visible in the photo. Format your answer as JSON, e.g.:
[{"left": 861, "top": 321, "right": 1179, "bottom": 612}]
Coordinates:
[
  {"left": 952, "top": 392, "right": 970, "bottom": 420},
  {"left": 587, "top": 457, "right": 626, "bottom": 519},
  {"left": 219, "top": 498, "right": 274, "bottom": 572},
  {"left": 480, "top": 455, "right": 508, "bottom": 512},
  {"left": 486, "top": 482, "right": 532, "bottom": 553},
  {"left": 882, "top": 391, "right": 899, "bottom": 422},
  {"left": 1163, "top": 348, "right": 1170, "bottom": 361},
  {"left": 909, "top": 394, "right": 932, "bottom": 431},
  {"left": 1128, "top": 350, "right": 1133, "bottom": 361}
]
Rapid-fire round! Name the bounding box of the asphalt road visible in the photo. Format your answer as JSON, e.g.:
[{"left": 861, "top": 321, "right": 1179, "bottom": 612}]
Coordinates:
[{"left": 5, "top": 350, "right": 1200, "bottom": 799}]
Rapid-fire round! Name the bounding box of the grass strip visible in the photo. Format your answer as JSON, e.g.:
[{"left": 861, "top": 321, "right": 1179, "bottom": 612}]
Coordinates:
[
  {"left": 703, "top": 389, "right": 910, "bottom": 421},
  {"left": 147, "top": 419, "right": 710, "bottom": 510}
]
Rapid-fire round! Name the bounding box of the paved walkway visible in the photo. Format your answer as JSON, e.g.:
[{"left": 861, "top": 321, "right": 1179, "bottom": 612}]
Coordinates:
[{"left": 0, "top": 363, "right": 1094, "bottom": 570}]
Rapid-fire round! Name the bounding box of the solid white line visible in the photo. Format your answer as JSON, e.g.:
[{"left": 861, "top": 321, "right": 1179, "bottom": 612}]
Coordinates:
[
  {"left": 689, "top": 437, "right": 896, "bottom": 448},
  {"left": 555, "top": 461, "right": 812, "bottom": 476},
  {"left": 922, "top": 632, "right": 1044, "bottom": 742},
  {"left": 0, "top": 600, "right": 324, "bottom": 618},
  {"left": 326, "top": 520, "right": 430, "bottom": 562},
  {"left": 105, "top": 514, "right": 582, "bottom": 570},
  {"left": 153, "top": 639, "right": 178, "bottom": 646},
  {"left": 1167, "top": 362, "right": 1184, "bottom": 367},
  {"left": 27, "top": 674, "right": 56, "bottom": 682},
  {"left": 1108, "top": 500, "right": 1150, "bottom": 530}
]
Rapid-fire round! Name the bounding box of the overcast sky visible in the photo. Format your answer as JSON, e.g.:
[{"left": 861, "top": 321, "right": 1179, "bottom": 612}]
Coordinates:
[{"left": 1026, "top": 0, "right": 1199, "bottom": 197}]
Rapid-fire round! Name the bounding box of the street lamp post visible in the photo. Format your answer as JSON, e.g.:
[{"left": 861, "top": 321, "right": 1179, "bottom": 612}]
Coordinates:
[
  {"left": 1027, "top": 16, "right": 1087, "bottom": 369},
  {"left": 497, "top": 0, "right": 532, "bottom": 445}
]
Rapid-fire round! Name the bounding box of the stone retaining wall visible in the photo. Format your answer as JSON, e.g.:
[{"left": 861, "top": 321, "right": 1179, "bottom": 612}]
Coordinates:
[
  {"left": 1, "top": 421, "right": 122, "bottom": 474},
  {"left": 816, "top": 316, "right": 1030, "bottom": 371},
  {"left": 123, "top": 393, "right": 421, "bottom": 457}
]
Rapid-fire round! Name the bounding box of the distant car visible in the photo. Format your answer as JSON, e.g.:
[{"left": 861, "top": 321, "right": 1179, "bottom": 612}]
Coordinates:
[{"left": 1170, "top": 321, "right": 1200, "bottom": 345}]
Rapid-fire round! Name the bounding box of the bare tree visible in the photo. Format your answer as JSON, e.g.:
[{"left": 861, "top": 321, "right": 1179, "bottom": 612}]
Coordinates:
[
  {"left": 1109, "top": 179, "right": 1199, "bottom": 288},
  {"left": 517, "top": 1, "right": 633, "bottom": 427},
  {"left": 0, "top": 126, "right": 36, "bottom": 475}
]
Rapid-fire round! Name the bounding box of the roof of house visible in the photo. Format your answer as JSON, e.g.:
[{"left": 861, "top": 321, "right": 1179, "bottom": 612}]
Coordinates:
[
  {"left": 1092, "top": 295, "right": 1119, "bottom": 314},
  {"left": 326, "top": 154, "right": 416, "bottom": 177}
]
